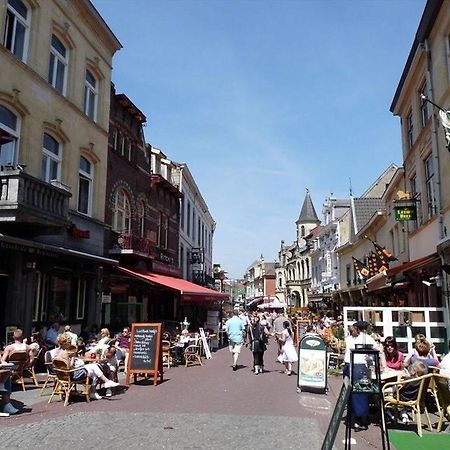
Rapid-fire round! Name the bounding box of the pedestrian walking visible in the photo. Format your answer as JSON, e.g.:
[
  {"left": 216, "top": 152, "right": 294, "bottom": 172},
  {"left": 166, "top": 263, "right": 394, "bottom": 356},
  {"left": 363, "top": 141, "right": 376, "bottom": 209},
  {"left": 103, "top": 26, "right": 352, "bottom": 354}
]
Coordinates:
[
  {"left": 272, "top": 312, "right": 288, "bottom": 355},
  {"left": 275, "top": 321, "right": 298, "bottom": 376},
  {"left": 226, "top": 310, "right": 245, "bottom": 370},
  {"left": 248, "top": 316, "right": 269, "bottom": 375}
]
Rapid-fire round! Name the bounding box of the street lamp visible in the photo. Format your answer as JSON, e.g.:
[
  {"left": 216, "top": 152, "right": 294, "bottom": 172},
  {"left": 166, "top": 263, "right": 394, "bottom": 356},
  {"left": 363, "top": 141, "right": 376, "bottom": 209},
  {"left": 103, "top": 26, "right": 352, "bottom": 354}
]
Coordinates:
[{"left": 214, "top": 269, "right": 227, "bottom": 347}]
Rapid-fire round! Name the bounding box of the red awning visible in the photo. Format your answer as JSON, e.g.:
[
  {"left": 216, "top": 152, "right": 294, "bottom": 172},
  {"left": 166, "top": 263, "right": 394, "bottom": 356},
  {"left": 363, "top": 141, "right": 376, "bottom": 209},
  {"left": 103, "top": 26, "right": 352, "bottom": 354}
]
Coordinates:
[{"left": 117, "top": 266, "right": 228, "bottom": 302}]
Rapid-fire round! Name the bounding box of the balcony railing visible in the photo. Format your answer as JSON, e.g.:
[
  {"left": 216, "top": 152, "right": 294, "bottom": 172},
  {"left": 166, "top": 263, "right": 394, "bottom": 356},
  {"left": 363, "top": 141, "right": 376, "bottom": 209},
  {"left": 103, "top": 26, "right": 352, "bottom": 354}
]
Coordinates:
[
  {"left": 0, "top": 169, "right": 71, "bottom": 227},
  {"left": 110, "top": 232, "right": 155, "bottom": 259}
]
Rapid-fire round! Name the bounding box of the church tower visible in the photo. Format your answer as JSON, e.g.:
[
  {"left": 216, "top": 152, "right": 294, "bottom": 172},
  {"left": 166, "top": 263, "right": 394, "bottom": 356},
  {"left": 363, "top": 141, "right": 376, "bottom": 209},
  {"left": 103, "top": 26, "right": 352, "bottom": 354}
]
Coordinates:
[{"left": 296, "top": 189, "right": 320, "bottom": 243}]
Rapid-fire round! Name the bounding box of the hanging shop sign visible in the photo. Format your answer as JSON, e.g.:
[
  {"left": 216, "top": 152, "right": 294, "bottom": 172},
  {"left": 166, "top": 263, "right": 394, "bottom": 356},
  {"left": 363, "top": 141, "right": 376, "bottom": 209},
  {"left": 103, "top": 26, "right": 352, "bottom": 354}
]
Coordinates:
[{"left": 394, "top": 205, "right": 417, "bottom": 221}]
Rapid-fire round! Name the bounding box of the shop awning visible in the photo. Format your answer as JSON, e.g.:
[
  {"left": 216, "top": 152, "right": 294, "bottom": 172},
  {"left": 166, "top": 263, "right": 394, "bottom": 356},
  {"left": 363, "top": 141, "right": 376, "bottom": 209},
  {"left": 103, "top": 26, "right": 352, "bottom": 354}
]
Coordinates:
[
  {"left": 366, "top": 272, "right": 391, "bottom": 293},
  {"left": 0, "top": 233, "right": 119, "bottom": 265},
  {"left": 387, "top": 253, "right": 440, "bottom": 277},
  {"left": 117, "top": 266, "right": 228, "bottom": 302}
]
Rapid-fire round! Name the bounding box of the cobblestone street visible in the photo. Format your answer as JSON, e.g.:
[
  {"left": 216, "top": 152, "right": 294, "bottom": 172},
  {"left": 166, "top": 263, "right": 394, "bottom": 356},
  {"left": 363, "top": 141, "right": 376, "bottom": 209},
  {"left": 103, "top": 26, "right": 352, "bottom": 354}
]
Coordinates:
[{"left": 0, "top": 340, "right": 391, "bottom": 450}]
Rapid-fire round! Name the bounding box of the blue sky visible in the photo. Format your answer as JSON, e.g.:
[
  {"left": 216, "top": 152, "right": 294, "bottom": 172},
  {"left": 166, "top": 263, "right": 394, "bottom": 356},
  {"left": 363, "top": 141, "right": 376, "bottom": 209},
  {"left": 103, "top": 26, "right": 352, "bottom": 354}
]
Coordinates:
[{"left": 94, "top": 0, "right": 425, "bottom": 279}]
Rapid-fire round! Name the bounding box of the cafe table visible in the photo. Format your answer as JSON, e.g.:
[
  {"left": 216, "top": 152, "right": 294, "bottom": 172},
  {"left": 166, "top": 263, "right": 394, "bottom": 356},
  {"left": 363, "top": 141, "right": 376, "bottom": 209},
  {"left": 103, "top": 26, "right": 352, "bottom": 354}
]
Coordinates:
[
  {"left": 79, "top": 356, "right": 108, "bottom": 364},
  {"left": 378, "top": 368, "right": 408, "bottom": 384}
]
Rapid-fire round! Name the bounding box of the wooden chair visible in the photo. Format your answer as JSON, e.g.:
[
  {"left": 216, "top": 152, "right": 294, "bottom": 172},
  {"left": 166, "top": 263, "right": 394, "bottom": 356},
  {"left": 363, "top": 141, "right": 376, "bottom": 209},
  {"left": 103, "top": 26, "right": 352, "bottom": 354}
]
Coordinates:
[
  {"left": 382, "top": 373, "right": 433, "bottom": 437},
  {"left": 23, "top": 348, "right": 41, "bottom": 388},
  {"left": 8, "top": 351, "right": 29, "bottom": 391},
  {"left": 48, "top": 359, "right": 90, "bottom": 407},
  {"left": 40, "top": 350, "right": 57, "bottom": 395},
  {"left": 162, "top": 340, "right": 173, "bottom": 369},
  {"left": 184, "top": 344, "right": 203, "bottom": 367},
  {"left": 433, "top": 373, "right": 450, "bottom": 432}
]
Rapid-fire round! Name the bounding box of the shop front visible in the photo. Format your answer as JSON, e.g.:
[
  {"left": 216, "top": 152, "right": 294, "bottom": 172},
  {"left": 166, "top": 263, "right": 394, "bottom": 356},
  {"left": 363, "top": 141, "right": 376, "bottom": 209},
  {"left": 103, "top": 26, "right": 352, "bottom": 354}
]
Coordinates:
[
  {"left": 113, "top": 266, "right": 228, "bottom": 332},
  {"left": 0, "top": 233, "right": 118, "bottom": 340}
]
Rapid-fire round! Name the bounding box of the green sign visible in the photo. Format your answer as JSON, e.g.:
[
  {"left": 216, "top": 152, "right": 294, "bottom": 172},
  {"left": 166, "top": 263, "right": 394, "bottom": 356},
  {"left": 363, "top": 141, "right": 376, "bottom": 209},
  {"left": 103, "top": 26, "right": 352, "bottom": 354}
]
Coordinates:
[
  {"left": 394, "top": 205, "right": 417, "bottom": 221},
  {"left": 298, "top": 335, "right": 327, "bottom": 392},
  {"left": 321, "top": 377, "right": 351, "bottom": 450}
]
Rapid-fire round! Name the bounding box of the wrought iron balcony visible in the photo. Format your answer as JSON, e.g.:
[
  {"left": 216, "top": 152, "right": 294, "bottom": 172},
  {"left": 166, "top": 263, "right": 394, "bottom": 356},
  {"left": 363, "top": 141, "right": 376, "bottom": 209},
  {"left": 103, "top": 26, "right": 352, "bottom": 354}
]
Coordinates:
[
  {"left": 0, "top": 169, "right": 71, "bottom": 228},
  {"left": 109, "top": 231, "right": 156, "bottom": 259}
]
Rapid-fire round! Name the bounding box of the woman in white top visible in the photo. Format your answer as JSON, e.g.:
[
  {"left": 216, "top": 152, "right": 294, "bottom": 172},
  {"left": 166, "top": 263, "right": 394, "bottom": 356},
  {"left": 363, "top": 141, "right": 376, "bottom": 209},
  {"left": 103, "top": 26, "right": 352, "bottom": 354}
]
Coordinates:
[{"left": 276, "top": 321, "right": 298, "bottom": 376}]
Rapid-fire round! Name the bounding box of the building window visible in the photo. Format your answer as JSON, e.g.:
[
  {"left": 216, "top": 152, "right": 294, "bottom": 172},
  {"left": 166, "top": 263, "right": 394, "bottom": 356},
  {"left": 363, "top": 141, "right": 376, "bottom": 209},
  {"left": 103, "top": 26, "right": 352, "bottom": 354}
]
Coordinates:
[
  {"left": 197, "top": 218, "right": 201, "bottom": 246},
  {"left": 424, "top": 154, "right": 436, "bottom": 219},
  {"left": 46, "top": 274, "right": 71, "bottom": 322},
  {"left": 187, "top": 201, "right": 191, "bottom": 237},
  {"left": 126, "top": 140, "right": 132, "bottom": 161},
  {"left": 0, "top": 104, "right": 19, "bottom": 168},
  {"left": 83, "top": 69, "right": 98, "bottom": 121},
  {"left": 410, "top": 175, "right": 421, "bottom": 228},
  {"left": 346, "top": 264, "right": 351, "bottom": 285},
  {"left": 112, "top": 129, "right": 118, "bottom": 150},
  {"left": 407, "top": 111, "right": 414, "bottom": 149},
  {"left": 41, "top": 133, "right": 61, "bottom": 183},
  {"left": 447, "top": 33, "right": 450, "bottom": 82},
  {"left": 420, "top": 83, "right": 430, "bottom": 128},
  {"left": 180, "top": 244, "right": 184, "bottom": 274},
  {"left": 113, "top": 188, "right": 131, "bottom": 233},
  {"left": 76, "top": 279, "right": 86, "bottom": 320},
  {"left": 180, "top": 196, "right": 185, "bottom": 231},
  {"left": 48, "top": 34, "right": 68, "bottom": 95},
  {"left": 138, "top": 200, "right": 145, "bottom": 237},
  {"left": 157, "top": 213, "right": 168, "bottom": 249},
  {"left": 78, "top": 156, "right": 93, "bottom": 215},
  {"left": 3, "top": 0, "right": 30, "bottom": 62}
]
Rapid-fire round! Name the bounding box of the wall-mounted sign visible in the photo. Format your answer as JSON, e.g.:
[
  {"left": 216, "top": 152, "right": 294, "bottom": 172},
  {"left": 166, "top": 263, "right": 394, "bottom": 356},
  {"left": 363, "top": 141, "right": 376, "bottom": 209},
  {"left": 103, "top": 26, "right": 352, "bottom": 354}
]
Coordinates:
[
  {"left": 69, "top": 224, "right": 90, "bottom": 239},
  {"left": 394, "top": 205, "right": 417, "bottom": 221}
]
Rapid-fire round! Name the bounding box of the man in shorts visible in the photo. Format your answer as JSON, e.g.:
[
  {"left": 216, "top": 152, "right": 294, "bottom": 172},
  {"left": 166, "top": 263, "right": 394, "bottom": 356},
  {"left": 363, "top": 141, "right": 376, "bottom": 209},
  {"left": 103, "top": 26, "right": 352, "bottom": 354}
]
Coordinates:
[{"left": 226, "top": 310, "right": 245, "bottom": 371}]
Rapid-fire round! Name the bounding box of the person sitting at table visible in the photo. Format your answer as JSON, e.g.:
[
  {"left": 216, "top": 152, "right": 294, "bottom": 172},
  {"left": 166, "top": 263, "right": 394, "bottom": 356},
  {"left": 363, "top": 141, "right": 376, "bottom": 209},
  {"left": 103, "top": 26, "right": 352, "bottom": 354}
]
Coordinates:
[
  {"left": 408, "top": 339, "right": 440, "bottom": 370},
  {"left": 0, "top": 370, "right": 18, "bottom": 415},
  {"left": 403, "top": 334, "right": 438, "bottom": 368},
  {"left": 385, "top": 360, "right": 428, "bottom": 424},
  {"left": 52, "top": 333, "right": 119, "bottom": 400},
  {"left": 383, "top": 336, "right": 404, "bottom": 371},
  {"left": 1, "top": 328, "right": 35, "bottom": 367},
  {"left": 115, "top": 326, "right": 131, "bottom": 370},
  {"left": 45, "top": 322, "right": 60, "bottom": 349},
  {"left": 174, "top": 329, "right": 191, "bottom": 364},
  {"left": 100, "top": 346, "right": 118, "bottom": 398},
  {"left": 98, "top": 328, "right": 111, "bottom": 347}
]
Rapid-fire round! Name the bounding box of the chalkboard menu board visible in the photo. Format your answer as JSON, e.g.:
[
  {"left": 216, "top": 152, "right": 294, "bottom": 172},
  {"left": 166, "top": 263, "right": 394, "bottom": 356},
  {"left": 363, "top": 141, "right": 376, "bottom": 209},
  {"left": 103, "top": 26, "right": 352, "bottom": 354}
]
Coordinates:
[
  {"left": 126, "top": 323, "right": 162, "bottom": 386},
  {"left": 321, "top": 377, "right": 351, "bottom": 450},
  {"left": 328, "top": 353, "right": 339, "bottom": 370}
]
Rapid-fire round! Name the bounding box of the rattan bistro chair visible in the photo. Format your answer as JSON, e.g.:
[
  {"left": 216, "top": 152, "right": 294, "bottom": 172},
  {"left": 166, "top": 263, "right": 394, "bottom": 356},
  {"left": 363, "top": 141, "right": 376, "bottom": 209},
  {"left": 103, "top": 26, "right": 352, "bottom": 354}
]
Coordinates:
[
  {"left": 48, "top": 359, "right": 90, "bottom": 407},
  {"left": 434, "top": 373, "right": 450, "bottom": 432},
  {"left": 40, "top": 350, "right": 57, "bottom": 395},
  {"left": 162, "top": 340, "right": 174, "bottom": 369},
  {"left": 382, "top": 373, "right": 433, "bottom": 437},
  {"left": 184, "top": 343, "right": 203, "bottom": 367},
  {"left": 23, "top": 348, "right": 41, "bottom": 388},
  {"left": 8, "top": 351, "right": 29, "bottom": 391}
]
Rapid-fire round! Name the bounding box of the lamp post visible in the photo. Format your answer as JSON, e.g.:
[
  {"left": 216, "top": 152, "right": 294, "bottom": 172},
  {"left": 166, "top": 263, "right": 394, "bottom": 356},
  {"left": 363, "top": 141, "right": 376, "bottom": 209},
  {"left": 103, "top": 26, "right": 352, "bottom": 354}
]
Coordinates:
[{"left": 216, "top": 269, "right": 227, "bottom": 347}]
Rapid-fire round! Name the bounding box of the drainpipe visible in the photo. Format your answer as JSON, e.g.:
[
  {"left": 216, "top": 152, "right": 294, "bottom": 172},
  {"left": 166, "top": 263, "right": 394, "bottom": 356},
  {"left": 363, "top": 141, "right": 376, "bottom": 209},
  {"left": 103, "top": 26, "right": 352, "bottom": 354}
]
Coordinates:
[
  {"left": 423, "top": 39, "right": 444, "bottom": 240},
  {"left": 424, "top": 40, "right": 449, "bottom": 337}
]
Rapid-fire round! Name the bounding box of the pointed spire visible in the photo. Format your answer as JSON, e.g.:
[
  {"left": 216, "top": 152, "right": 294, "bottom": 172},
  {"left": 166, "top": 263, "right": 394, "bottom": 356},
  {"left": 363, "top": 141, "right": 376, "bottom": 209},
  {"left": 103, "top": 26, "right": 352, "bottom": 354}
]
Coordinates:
[{"left": 296, "top": 189, "right": 320, "bottom": 224}]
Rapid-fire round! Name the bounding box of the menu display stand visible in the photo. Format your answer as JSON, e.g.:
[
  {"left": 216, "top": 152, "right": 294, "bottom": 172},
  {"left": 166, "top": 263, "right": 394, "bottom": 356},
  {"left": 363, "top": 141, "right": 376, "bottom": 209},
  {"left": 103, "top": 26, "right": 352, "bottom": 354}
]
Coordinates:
[
  {"left": 126, "top": 323, "right": 162, "bottom": 386},
  {"left": 297, "top": 335, "right": 327, "bottom": 393},
  {"left": 344, "top": 347, "right": 390, "bottom": 450},
  {"left": 199, "top": 328, "right": 212, "bottom": 359}
]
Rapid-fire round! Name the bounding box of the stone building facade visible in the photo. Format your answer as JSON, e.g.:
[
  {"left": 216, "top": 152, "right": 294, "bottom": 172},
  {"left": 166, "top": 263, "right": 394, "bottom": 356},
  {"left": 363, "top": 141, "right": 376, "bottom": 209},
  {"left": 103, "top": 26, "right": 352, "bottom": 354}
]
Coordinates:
[{"left": 0, "top": 0, "right": 121, "bottom": 336}]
